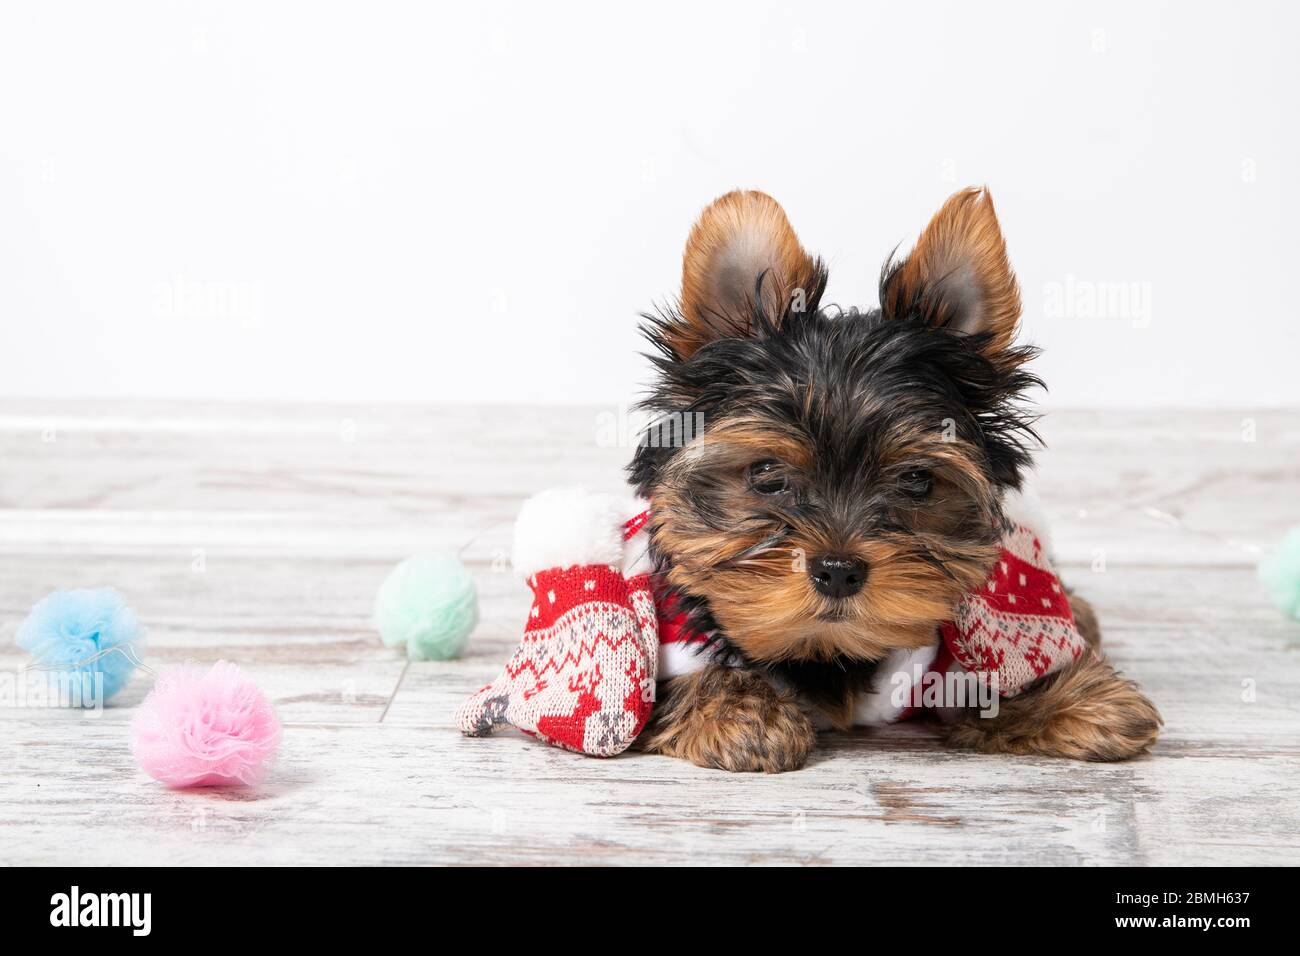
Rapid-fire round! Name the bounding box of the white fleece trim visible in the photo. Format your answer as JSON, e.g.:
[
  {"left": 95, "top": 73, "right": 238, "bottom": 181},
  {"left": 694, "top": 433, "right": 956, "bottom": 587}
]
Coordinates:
[
  {"left": 1000, "top": 474, "right": 1054, "bottom": 558},
  {"left": 852, "top": 643, "right": 940, "bottom": 726},
  {"left": 658, "top": 639, "right": 712, "bottom": 680},
  {"left": 511, "top": 487, "right": 642, "bottom": 578}
]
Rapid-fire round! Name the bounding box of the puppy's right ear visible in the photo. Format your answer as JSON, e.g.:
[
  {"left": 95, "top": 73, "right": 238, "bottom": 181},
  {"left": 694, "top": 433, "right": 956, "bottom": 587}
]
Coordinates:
[{"left": 662, "top": 191, "right": 820, "bottom": 360}]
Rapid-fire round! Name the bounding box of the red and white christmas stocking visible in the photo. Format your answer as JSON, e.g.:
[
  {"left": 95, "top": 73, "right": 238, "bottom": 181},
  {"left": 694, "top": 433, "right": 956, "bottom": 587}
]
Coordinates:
[{"left": 455, "top": 488, "right": 658, "bottom": 757}]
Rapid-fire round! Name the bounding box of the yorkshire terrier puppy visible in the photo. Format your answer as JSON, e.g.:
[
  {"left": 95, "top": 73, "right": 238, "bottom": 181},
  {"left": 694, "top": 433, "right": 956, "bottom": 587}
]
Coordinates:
[{"left": 630, "top": 188, "right": 1161, "bottom": 772}]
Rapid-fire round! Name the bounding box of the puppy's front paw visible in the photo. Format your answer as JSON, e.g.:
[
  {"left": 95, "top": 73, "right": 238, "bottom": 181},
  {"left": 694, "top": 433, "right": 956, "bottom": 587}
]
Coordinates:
[
  {"left": 642, "top": 665, "right": 815, "bottom": 773},
  {"left": 947, "top": 654, "right": 1162, "bottom": 762}
]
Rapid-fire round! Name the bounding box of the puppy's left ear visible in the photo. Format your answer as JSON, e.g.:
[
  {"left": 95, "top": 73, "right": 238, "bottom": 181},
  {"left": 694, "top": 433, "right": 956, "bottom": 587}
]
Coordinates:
[
  {"left": 666, "top": 190, "right": 821, "bottom": 360},
  {"left": 881, "top": 188, "right": 1020, "bottom": 354}
]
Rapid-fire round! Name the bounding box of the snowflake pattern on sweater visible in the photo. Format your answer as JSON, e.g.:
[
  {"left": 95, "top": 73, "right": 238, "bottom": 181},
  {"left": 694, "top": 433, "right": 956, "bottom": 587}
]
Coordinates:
[{"left": 458, "top": 488, "right": 1089, "bottom": 757}]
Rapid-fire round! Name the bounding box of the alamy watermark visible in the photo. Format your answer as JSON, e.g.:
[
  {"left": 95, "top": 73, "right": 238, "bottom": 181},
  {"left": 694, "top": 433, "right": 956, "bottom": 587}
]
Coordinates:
[
  {"left": 0, "top": 669, "right": 107, "bottom": 715},
  {"left": 153, "top": 275, "right": 260, "bottom": 328},
  {"left": 1044, "top": 275, "right": 1152, "bottom": 328},
  {"left": 596, "top": 406, "right": 705, "bottom": 449},
  {"left": 50, "top": 886, "right": 151, "bottom": 936},
  {"left": 890, "top": 664, "right": 1000, "bottom": 717}
]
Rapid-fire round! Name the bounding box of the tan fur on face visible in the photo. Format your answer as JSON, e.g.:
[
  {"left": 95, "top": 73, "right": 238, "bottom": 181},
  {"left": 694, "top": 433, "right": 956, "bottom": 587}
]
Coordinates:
[
  {"left": 883, "top": 187, "right": 1021, "bottom": 354},
  {"left": 651, "top": 415, "right": 1002, "bottom": 665},
  {"left": 657, "top": 531, "right": 992, "bottom": 664},
  {"left": 667, "top": 190, "right": 818, "bottom": 360},
  {"left": 641, "top": 665, "right": 815, "bottom": 773},
  {"left": 947, "top": 653, "right": 1162, "bottom": 761}
]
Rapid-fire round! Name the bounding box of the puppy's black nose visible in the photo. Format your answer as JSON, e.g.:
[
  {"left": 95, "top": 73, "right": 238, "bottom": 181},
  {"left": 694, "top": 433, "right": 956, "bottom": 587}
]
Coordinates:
[{"left": 808, "top": 555, "right": 867, "bottom": 599}]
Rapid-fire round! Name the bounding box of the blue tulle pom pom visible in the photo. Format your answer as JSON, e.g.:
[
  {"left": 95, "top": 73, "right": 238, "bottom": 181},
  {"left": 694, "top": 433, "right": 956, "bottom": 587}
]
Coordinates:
[{"left": 16, "top": 588, "right": 146, "bottom": 705}]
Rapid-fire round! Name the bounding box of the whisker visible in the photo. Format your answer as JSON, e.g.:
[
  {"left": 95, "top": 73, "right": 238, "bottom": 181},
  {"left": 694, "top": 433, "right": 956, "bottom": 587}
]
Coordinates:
[{"left": 715, "top": 529, "right": 791, "bottom": 568}]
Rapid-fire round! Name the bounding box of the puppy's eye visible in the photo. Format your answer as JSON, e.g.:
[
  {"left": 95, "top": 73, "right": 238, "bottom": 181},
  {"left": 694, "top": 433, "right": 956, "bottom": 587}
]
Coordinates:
[
  {"left": 746, "top": 460, "right": 789, "bottom": 496},
  {"left": 899, "top": 468, "right": 934, "bottom": 499}
]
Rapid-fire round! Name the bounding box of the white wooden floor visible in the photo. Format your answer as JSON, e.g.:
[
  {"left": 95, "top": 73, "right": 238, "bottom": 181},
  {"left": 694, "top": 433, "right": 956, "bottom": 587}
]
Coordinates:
[{"left": 1, "top": 401, "right": 1298, "bottom": 865}]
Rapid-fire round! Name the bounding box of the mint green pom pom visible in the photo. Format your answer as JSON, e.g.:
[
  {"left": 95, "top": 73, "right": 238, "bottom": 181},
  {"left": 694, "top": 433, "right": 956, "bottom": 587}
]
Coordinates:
[
  {"left": 1260, "top": 527, "right": 1300, "bottom": 620},
  {"left": 374, "top": 553, "right": 478, "bottom": 660}
]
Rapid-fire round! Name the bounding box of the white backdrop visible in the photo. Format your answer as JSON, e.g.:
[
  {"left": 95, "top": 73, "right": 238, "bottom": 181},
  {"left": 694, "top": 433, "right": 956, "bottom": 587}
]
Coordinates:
[{"left": 1, "top": 1, "right": 1296, "bottom": 408}]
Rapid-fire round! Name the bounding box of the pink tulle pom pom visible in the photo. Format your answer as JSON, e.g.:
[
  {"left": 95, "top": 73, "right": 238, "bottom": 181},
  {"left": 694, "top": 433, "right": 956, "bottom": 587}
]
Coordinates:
[{"left": 130, "top": 661, "right": 281, "bottom": 788}]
